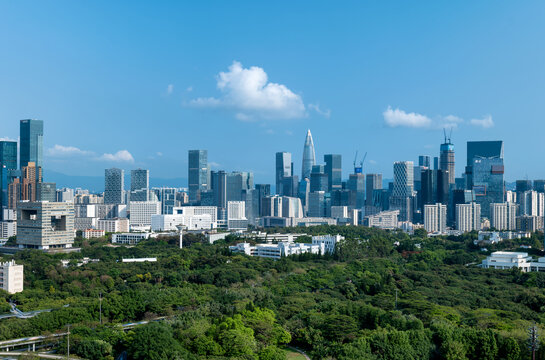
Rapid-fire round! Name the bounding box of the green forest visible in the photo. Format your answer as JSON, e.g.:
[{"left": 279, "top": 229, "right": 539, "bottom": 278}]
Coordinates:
[{"left": 1, "top": 226, "right": 545, "bottom": 360}]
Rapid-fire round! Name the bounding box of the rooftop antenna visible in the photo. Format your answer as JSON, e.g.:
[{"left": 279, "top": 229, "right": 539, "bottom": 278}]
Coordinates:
[
  {"left": 353, "top": 151, "right": 358, "bottom": 173},
  {"left": 359, "top": 152, "right": 367, "bottom": 173}
]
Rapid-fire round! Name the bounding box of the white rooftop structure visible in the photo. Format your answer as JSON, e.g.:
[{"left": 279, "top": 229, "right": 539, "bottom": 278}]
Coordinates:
[{"left": 481, "top": 251, "right": 532, "bottom": 272}]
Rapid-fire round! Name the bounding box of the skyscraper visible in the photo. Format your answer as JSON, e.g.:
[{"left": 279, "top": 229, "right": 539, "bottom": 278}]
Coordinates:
[
  {"left": 365, "top": 174, "right": 382, "bottom": 206},
  {"left": 104, "top": 168, "right": 124, "bottom": 204},
  {"left": 275, "top": 152, "right": 292, "bottom": 195},
  {"left": 301, "top": 129, "right": 316, "bottom": 180},
  {"left": 20, "top": 119, "right": 44, "bottom": 170},
  {"left": 0, "top": 141, "right": 17, "bottom": 212},
  {"left": 390, "top": 161, "right": 415, "bottom": 221},
  {"left": 440, "top": 133, "right": 455, "bottom": 184},
  {"left": 324, "top": 154, "right": 342, "bottom": 191},
  {"left": 310, "top": 165, "right": 328, "bottom": 193},
  {"left": 418, "top": 155, "right": 431, "bottom": 168},
  {"left": 130, "top": 169, "right": 149, "bottom": 201},
  {"left": 424, "top": 203, "right": 447, "bottom": 233},
  {"left": 188, "top": 150, "right": 209, "bottom": 202}
]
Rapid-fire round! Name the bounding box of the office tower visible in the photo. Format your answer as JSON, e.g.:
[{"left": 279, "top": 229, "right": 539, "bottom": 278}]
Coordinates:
[
  {"left": 298, "top": 178, "right": 310, "bottom": 214},
  {"left": 308, "top": 191, "right": 326, "bottom": 217},
  {"left": 255, "top": 184, "right": 271, "bottom": 217},
  {"left": 128, "top": 201, "right": 161, "bottom": 227},
  {"left": 37, "top": 182, "right": 56, "bottom": 202},
  {"left": 347, "top": 173, "right": 365, "bottom": 209},
  {"left": 188, "top": 150, "right": 209, "bottom": 202},
  {"left": 490, "top": 202, "right": 517, "bottom": 230},
  {"left": 11, "top": 162, "right": 42, "bottom": 204},
  {"left": 226, "top": 172, "right": 254, "bottom": 201},
  {"left": 242, "top": 189, "right": 259, "bottom": 225},
  {"left": 456, "top": 202, "right": 481, "bottom": 232},
  {"left": 424, "top": 203, "right": 447, "bottom": 233},
  {"left": 433, "top": 157, "right": 439, "bottom": 170},
  {"left": 0, "top": 141, "right": 18, "bottom": 215},
  {"left": 17, "top": 201, "right": 75, "bottom": 249},
  {"left": 211, "top": 170, "right": 227, "bottom": 209},
  {"left": 130, "top": 169, "right": 149, "bottom": 202},
  {"left": 366, "top": 174, "right": 382, "bottom": 206},
  {"left": 281, "top": 176, "right": 299, "bottom": 197},
  {"left": 262, "top": 195, "right": 283, "bottom": 217},
  {"left": 281, "top": 196, "right": 304, "bottom": 218},
  {"left": 324, "top": 154, "right": 342, "bottom": 192},
  {"left": 437, "top": 169, "right": 449, "bottom": 205},
  {"left": 533, "top": 180, "right": 545, "bottom": 193},
  {"left": 519, "top": 190, "right": 544, "bottom": 217},
  {"left": 104, "top": 168, "right": 124, "bottom": 204},
  {"left": 310, "top": 165, "right": 328, "bottom": 193},
  {"left": 440, "top": 133, "right": 455, "bottom": 184},
  {"left": 420, "top": 169, "right": 436, "bottom": 207},
  {"left": 157, "top": 187, "right": 178, "bottom": 215},
  {"left": 389, "top": 161, "right": 415, "bottom": 222},
  {"left": 301, "top": 129, "right": 316, "bottom": 180},
  {"left": 20, "top": 119, "right": 44, "bottom": 170},
  {"left": 418, "top": 155, "right": 431, "bottom": 168},
  {"left": 465, "top": 141, "right": 503, "bottom": 188},
  {"left": 471, "top": 156, "right": 504, "bottom": 219},
  {"left": 516, "top": 180, "right": 532, "bottom": 195},
  {"left": 275, "top": 152, "right": 292, "bottom": 195},
  {"left": 332, "top": 189, "right": 351, "bottom": 207}
]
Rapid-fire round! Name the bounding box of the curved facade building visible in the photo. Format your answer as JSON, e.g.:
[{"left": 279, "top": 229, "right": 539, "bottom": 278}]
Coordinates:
[{"left": 301, "top": 129, "right": 316, "bottom": 180}]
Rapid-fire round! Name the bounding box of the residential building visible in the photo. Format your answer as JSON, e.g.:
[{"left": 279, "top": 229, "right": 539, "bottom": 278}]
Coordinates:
[
  {"left": 516, "top": 216, "right": 544, "bottom": 232},
  {"left": 128, "top": 201, "right": 161, "bottom": 228},
  {"left": 456, "top": 202, "right": 481, "bottom": 232},
  {"left": 424, "top": 203, "right": 447, "bottom": 233},
  {"left": 0, "top": 260, "right": 24, "bottom": 294},
  {"left": 490, "top": 202, "right": 517, "bottom": 230},
  {"left": 83, "top": 229, "right": 105, "bottom": 239},
  {"left": 97, "top": 218, "right": 130, "bottom": 233}
]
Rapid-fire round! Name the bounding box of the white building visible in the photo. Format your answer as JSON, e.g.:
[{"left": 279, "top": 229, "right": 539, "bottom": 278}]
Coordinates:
[
  {"left": 365, "top": 210, "right": 399, "bottom": 230},
  {"left": 519, "top": 190, "right": 544, "bottom": 217},
  {"left": 83, "top": 229, "right": 105, "bottom": 239},
  {"left": 74, "top": 217, "right": 98, "bottom": 231},
  {"left": 456, "top": 202, "right": 481, "bottom": 232},
  {"left": 0, "top": 260, "right": 24, "bottom": 294},
  {"left": 282, "top": 197, "right": 303, "bottom": 218},
  {"left": 112, "top": 232, "right": 150, "bottom": 245},
  {"left": 229, "top": 242, "right": 323, "bottom": 260},
  {"left": 0, "top": 221, "right": 16, "bottom": 239},
  {"left": 312, "top": 234, "right": 344, "bottom": 254},
  {"left": 173, "top": 206, "right": 218, "bottom": 223},
  {"left": 129, "top": 201, "right": 161, "bottom": 228},
  {"left": 97, "top": 218, "right": 130, "bottom": 233},
  {"left": 481, "top": 251, "right": 532, "bottom": 272},
  {"left": 424, "top": 203, "right": 447, "bottom": 234},
  {"left": 227, "top": 201, "right": 246, "bottom": 220},
  {"left": 490, "top": 202, "right": 517, "bottom": 231},
  {"left": 151, "top": 212, "right": 215, "bottom": 231},
  {"left": 121, "top": 257, "right": 157, "bottom": 263}
]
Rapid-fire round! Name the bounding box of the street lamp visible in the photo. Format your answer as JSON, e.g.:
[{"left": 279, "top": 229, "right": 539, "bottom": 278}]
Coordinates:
[{"left": 175, "top": 225, "right": 186, "bottom": 249}]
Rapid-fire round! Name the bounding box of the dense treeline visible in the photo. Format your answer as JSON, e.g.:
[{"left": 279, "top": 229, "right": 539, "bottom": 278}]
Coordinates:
[{"left": 0, "top": 227, "right": 544, "bottom": 359}]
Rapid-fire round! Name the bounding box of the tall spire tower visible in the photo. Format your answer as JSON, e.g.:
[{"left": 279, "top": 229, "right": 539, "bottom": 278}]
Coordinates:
[
  {"left": 440, "top": 129, "right": 455, "bottom": 184},
  {"left": 301, "top": 129, "right": 316, "bottom": 180}
]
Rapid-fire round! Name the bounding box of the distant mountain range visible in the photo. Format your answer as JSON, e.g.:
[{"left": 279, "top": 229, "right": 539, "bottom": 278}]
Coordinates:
[{"left": 45, "top": 170, "right": 187, "bottom": 193}]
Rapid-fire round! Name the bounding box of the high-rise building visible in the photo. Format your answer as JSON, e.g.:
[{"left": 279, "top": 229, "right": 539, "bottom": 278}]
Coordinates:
[
  {"left": 20, "top": 119, "right": 44, "bottom": 170},
  {"left": 465, "top": 141, "right": 503, "bottom": 188},
  {"left": 365, "top": 174, "right": 382, "bottom": 206},
  {"left": 130, "top": 169, "right": 149, "bottom": 202},
  {"left": 390, "top": 161, "right": 415, "bottom": 222},
  {"left": 255, "top": 184, "right": 271, "bottom": 217},
  {"left": 418, "top": 155, "right": 431, "bottom": 168},
  {"left": 310, "top": 165, "right": 328, "bottom": 193},
  {"left": 188, "top": 150, "right": 209, "bottom": 202},
  {"left": 440, "top": 134, "right": 455, "bottom": 184},
  {"left": 347, "top": 173, "right": 365, "bottom": 209},
  {"left": 211, "top": 170, "right": 227, "bottom": 210},
  {"left": 128, "top": 201, "right": 161, "bottom": 227},
  {"left": 456, "top": 202, "right": 481, "bottom": 232},
  {"left": 104, "top": 168, "right": 124, "bottom": 204},
  {"left": 17, "top": 201, "right": 75, "bottom": 249},
  {"left": 275, "top": 152, "right": 292, "bottom": 195},
  {"left": 0, "top": 141, "right": 17, "bottom": 214},
  {"left": 516, "top": 180, "right": 533, "bottom": 194},
  {"left": 490, "top": 202, "right": 517, "bottom": 230},
  {"left": 308, "top": 191, "right": 327, "bottom": 217},
  {"left": 37, "top": 182, "right": 56, "bottom": 202},
  {"left": 301, "top": 129, "right": 316, "bottom": 180},
  {"left": 424, "top": 203, "right": 447, "bottom": 233},
  {"left": 533, "top": 180, "right": 545, "bottom": 193},
  {"left": 519, "top": 190, "right": 544, "bottom": 217},
  {"left": 324, "top": 154, "right": 342, "bottom": 192},
  {"left": 281, "top": 176, "right": 299, "bottom": 197},
  {"left": 0, "top": 260, "right": 24, "bottom": 294},
  {"left": 226, "top": 172, "right": 254, "bottom": 202},
  {"left": 471, "top": 156, "right": 504, "bottom": 219}
]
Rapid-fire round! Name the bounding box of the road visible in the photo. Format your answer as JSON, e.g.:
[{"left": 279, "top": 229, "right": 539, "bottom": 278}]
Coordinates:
[{"left": 0, "top": 351, "right": 79, "bottom": 359}]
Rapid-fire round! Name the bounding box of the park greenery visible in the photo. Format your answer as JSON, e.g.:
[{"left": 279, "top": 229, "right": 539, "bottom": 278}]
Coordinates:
[{"left": 1, "top": 225, "right": 545, "bottom": 359}]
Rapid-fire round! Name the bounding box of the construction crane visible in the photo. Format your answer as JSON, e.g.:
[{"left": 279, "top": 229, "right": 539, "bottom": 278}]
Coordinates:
[{"left": 354, "top": 151, "right": 367, "bottom": 174}]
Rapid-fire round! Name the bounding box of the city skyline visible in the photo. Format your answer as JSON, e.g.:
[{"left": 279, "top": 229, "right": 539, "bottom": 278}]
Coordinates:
[{"left": 2, "top": 2, "right": 545, "bottom": 183}]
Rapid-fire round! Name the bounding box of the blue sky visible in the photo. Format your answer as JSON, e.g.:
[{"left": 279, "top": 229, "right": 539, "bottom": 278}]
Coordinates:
[{"left": 1, "top": 1, "right": 544, "bottom": 185}]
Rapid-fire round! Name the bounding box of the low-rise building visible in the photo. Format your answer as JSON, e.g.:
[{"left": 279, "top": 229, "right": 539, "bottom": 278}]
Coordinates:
[
  {"left": 121, "top": 257, "right": 157, "bottom": 263},
  {"left": 0, "top": 260, "right": 24, "bottom": 293},
  {"left": 364, "top": 210, "right": 399, "bottom": 230},
  {"left": 481, "top": 251, "right": 532, "bottom": 272},
  {"left": 83, "top": 229, "right": 106, "bottom": 239},
  {"left": 112, "top": 232, "right": 150, "bottom": 245},
  {"left": 97, "top": 218, "right": 130, "bottom": 233}
]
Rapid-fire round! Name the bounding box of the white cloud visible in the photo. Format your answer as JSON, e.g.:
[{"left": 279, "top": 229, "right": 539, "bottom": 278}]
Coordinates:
[
  {"left": 383, "top": 106, "right": 432, "bottom": 128},
  {"left": 470, "top": 115, "right": 494, "bottom": 128},
  {"left": 439, "top": 115, "right": 463, "bottom": 129},
  {"left": 156, "top": 152, "right": 163, "bottom": 157},
  {"left": 209, "top": 161, "right": 221, "bottom": 168},
  {"left": 47, "top": 144, "right": 93, "bottom": 157},
  {"left": 186, "top": 86, "right": 193, "bottom": 92},
  {"left": 308, "top": 103, "right": 331, "bottom": 118},
  {"left": 99, "top": 150, "right": 134, "bottom": 163},
  {"left": 166, "top": 84, "right": 174, "bottom": 95},
  {"left": 189, "top": 61, "right": 306, "bottom": 120}
]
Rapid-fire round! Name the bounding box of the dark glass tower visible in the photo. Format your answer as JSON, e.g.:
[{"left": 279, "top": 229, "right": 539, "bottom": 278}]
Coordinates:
[
  {"left": 324, "top": 154, "right": 342, "bottom": 191},
  {"left": 0, "top": 141, "right": 18, "bottom": 212},
  {"left": 20, "top": 119, "right": 44, "bottom": 169},
  {"left": 130, "top": 169, "right": 150, "bottom": 201},
  {"left": 188, "top": 150, "right": 209, "bottom": 202},
  {"left": 104, "top": 168, "right": 124, "bottom": 204},
  {"left": 440, "top": 133, "right": 455, "bottom": 184},
  {"left": 275, "top": 152, "right": 292, "bottom": 195}
]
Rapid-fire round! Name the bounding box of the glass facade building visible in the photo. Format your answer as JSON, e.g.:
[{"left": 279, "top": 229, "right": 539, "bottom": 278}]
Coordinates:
[
  {"left": 188, "top": 150, "right": 209, "bottom": 202},
  {"left": 301, "top": 129, "right": 316, "bottom": 180},
  {"left": 20, "top": 119, "right": 44, "bottom": 169},
  {"left": 104, "top": 168, "right": 124, "bottom": 204},
  {"left": 324, "top": 154, "right": 342, "bottom": 192}
]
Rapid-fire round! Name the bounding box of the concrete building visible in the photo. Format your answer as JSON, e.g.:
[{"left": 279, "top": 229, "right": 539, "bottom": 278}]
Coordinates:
[
  {"left": 456, "top": 202, "right": 481, "bottom": 232},
  {"left": 0, "top": 260, "right": 24, "bottom": 294},
  {"left": 424, "top": 203, "right": 447, "bottom": 234},
  {"left": 365, "top": 210, "right": 399, "bottom": 230},
  {"left": 128, "top": 201, "right": 161, "bottom": 228},
  {"left": 281, "top": 196, "right": 304, "bottom": 218},
  {"left": 481, "top": 251, "right": 532, "bottom": 272},
  {"left": 0, "top": 221, "right": 16, "bottom": 239},
  {"left": 17, "top": 201, "right": 75, "bottom": 249},
  {"left": 490, "top": 202, "right": 518, "bottom": 230},
  {"left": 516, "top": 216, "right": 544, "bottom": 232},
  {"left": 112, "top": 232, "right": 150, "bottom": 245},
  {"left": 312, "top": 234, "right": 343, "bottom": 254},
  {"left": 97, "top": 218, "right": 130, "bottom": 233},
  {"left": 83, "top": 229, "right": 106, "bottom": 239},
  {"left": 74, "top": 217, "right": 98, "bottom": 231}
]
